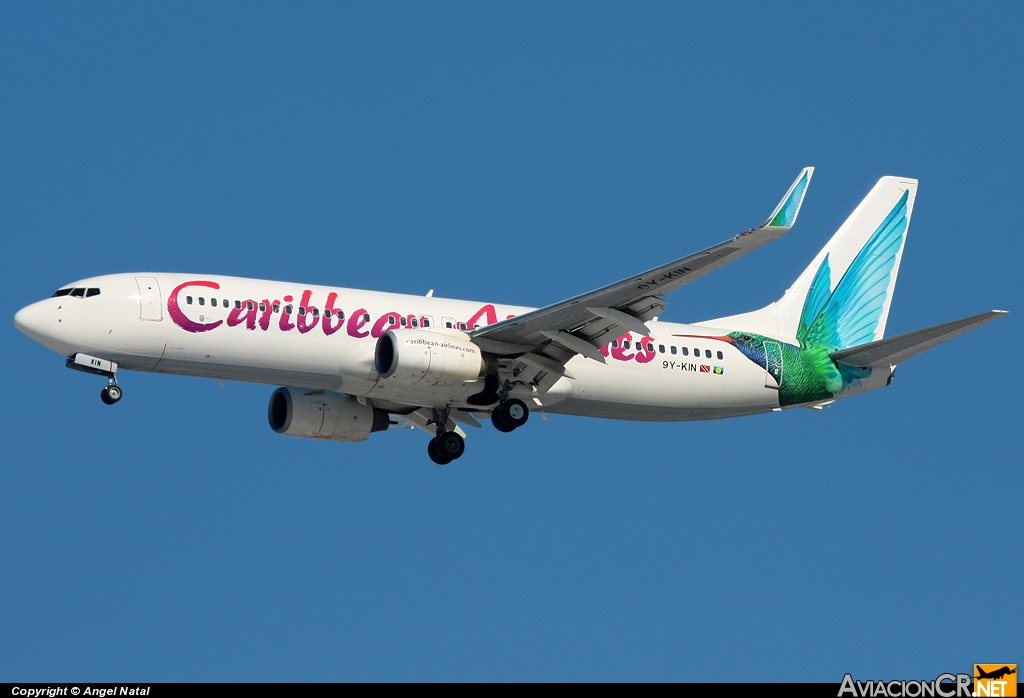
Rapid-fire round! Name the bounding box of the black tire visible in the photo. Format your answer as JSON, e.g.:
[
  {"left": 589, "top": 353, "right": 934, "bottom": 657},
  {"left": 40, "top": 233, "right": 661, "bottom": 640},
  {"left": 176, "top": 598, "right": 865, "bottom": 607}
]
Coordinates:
[
  {"left": 491, "top": 408, "right": 515, "bottom": 433},
  {"left": 427, "top": 437, "right": 451, "bottom": 465},
  {"left": 100, "top": 386, "right": 121, "bottom": 405},
  {"left": 437, "top": 431, "right": 465, "bottom": 460},
  {"left": 501, "top": 398, "right": 529, "bottom": 429}
]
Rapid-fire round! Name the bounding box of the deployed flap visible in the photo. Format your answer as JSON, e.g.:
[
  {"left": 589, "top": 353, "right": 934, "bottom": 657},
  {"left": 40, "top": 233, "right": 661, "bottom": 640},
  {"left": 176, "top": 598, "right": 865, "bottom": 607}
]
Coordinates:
[
  {"left": 473, "top": 168, "right": 814, "bottom": 360},
  {"left": 830, "top": 310, "right": 1007, "bottom": 368}
]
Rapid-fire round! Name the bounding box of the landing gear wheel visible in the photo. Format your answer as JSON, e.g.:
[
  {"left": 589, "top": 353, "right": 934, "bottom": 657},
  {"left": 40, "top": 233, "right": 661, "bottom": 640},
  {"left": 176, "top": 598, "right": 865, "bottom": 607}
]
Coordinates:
[
  {"left": 100, "top": 385, "right": 122, "bottom": 405},
  {"left": 427, "top": 437, "right": 451, "bottom": 465},
  {"left": 437, "top": 431, "right": 465, "bottom": 460},
  {"left": 491, "top": 409, "right": 515, "bottom": 433},
  {"left": 500, "top": 398, "right": 529, "bottom": 429}
]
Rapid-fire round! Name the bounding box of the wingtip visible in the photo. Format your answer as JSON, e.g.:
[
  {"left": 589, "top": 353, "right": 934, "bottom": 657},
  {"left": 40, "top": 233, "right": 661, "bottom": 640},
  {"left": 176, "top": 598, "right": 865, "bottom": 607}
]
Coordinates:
[{"left": 760, "top": 167, "right": 814, "bottom": 231}]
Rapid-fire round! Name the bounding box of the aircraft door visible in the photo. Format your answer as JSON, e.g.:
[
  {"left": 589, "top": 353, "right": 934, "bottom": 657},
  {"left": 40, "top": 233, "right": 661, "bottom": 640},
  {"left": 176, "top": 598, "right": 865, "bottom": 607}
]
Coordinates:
[
  {"left": 135, "top": 276, "right": 163, "bottom": 321},
  {"left": 763, "top": 340, "right": 784, "bottom": 389}
]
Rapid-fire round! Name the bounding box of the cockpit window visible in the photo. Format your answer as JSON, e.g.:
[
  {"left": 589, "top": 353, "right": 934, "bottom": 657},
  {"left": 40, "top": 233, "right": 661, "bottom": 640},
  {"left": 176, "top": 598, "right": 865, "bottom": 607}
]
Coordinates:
[
  {"left": 86, "top": 288, "right": 100, "bottom": 297},
  {"left": 52, "top": 288, "right": 72, "bottom": 297},
  {"left": 70, "top": 288, "right": 86, "bottom": 298}
]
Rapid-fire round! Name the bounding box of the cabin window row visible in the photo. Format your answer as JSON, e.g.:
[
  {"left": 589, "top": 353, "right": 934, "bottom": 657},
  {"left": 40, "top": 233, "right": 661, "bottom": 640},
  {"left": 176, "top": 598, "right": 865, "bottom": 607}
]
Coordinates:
[
  {"left": 183, "top": 296, "right": 433, "bottom": 327},
  {"left": 610, "top": 338, "right": 723, "bottom": 360}
]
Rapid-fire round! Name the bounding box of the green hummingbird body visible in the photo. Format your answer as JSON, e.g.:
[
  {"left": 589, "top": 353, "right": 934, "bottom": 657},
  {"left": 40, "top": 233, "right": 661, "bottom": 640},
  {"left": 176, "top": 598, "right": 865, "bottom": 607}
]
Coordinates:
[{"left": 725, "top": 332, "right": 844, "bottom": 406}]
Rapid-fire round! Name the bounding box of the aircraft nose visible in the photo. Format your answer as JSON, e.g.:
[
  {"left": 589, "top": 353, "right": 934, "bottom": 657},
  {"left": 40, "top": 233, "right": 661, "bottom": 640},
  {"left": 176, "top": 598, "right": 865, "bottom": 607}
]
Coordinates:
[{"left": 13, "top": 300, "right": 51, "bottom": 341}]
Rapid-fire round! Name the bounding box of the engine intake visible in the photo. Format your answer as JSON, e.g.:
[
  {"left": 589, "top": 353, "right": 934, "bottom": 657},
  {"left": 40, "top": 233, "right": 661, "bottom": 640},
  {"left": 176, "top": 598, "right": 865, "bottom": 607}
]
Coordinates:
[
  {"left": 268, "top": 387, "right": 389, "bottom": 442},
  {"left": 374, "top": 329, "right": 488, "bottom": 386}
]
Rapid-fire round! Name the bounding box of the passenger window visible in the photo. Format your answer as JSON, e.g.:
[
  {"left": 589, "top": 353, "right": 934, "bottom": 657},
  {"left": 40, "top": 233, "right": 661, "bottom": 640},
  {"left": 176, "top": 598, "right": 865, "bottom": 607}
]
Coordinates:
[
  {"left": 86, "top": 288, "right": 100, "bottom": 297},
  {"left": 389, "top": 316, "right": 397, "bottom": 325},
  {"left": 400, "top": 317, "right": 406, "bottom": 326},
  {"left": 659, "top": 344, "right": 665, "bottom": 353},
  {"left": 312, "top": 308, "right": 319, "bottom": 317},
  {"left": 272, "top": 303, "right": 280, "bottom": 313},
  {"left": 71, "top": 288, "right": 85, "bottom": 298},
  {"left": 235, "top": 300, "right": 242, "bottom": 310},
  {"left": 210, "top": 298, "right": 217, "bottom": 307},
  {"left": 623, "top": 340, "right": 630, "bottom": 349},
  {"left": 298, "top": 307, "right": 306, "bottom": 316},
  {"left": 411, "top": 318, "right": 418, "bottom": 327},
  {"left": 324, "top": 309, "right": 332, "bottom": 318},
  {"left": 445, "top": 322, "right": 453, "bottom": 328},
  {"left": 52, "top": 288, "right": 72, "bottom": 297},
  {"left": 223, "top": 299, "right": 228, "bottom": 307},
  {"left": 363, "top": 313, "right": 370, "bottom": 322},
  {"left": 199, "top": 297, "right": 205, "bottom": 306},
  {"left": 670, "top": 345, "right": 676, "bottom": 354},
  {"left": 705, "top": 349, "right": 712, "bottom": 359},
  {"left": 682, "top": 347, "right": 688, "bottom": 356},
  {"left": 422, "top": 319, "right": 430, "bottom": 328},
  {"left": 285, "top": 305, "right": 293, "bottom": 314},
  {"left": 259, "top": 302, "right": 266, "bottom": 312},
  {"left": 646, "top": 342, "right": 653, "bottom": 351},
  {"left": 717, "top": 351, "right": 723, "bottom": 360},
  {"left": 612, "top": 340, "right": 619, "bottom": 348},
  {"left": 186, "top": 296, "right": 193, "bottom": 305},
  {"left": 247, "top": 301, "right": 255, "bottom": 311},
  {"left": 693, "top": 347, "right": 699, "bottom": 356},
  {"left": 458, "top": 323, "right": 467, "bottom": 330}
]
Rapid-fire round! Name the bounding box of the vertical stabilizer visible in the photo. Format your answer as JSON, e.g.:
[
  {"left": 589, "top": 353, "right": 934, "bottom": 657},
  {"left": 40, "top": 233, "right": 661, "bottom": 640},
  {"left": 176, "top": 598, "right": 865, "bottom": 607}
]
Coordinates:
[
  {"left": 702, "top": 176, "right": 917, "bottom": 349},
  {"left": 776, "top": 176, "right": 917, "bottom": 347}
]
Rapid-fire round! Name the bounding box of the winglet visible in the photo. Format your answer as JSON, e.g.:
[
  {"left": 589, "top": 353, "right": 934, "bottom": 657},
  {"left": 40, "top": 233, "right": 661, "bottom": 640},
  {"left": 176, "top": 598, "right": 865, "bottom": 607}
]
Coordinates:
[{"left": 758, "top": 167, "right": 814, "bottom": 231}]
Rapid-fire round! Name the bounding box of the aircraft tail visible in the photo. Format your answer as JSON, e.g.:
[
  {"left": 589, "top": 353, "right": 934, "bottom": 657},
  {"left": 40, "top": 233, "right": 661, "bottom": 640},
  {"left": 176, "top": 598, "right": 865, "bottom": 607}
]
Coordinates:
[{"left": 703, "top": 176, "right": 918, "bottom": 349}]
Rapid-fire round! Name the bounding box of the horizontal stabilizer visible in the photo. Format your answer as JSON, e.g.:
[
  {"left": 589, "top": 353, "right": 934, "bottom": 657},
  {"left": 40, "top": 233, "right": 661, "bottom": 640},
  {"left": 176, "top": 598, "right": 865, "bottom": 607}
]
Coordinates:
[{"left": 830, "top": 310, "right": 1008, "bottom": 368}]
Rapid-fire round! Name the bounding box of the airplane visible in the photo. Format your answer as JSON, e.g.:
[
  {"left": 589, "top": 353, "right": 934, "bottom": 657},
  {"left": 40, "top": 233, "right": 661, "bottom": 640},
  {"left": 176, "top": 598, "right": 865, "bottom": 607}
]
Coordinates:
[{"left": 13, "top": 169, "right": 1007, "bottom": 464}]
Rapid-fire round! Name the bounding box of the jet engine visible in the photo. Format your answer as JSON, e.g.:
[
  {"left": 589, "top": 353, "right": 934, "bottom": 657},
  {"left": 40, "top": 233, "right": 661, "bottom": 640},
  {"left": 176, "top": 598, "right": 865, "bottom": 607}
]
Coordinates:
[
  {"left": 374, "top": 329, "right": 491, "bottom": 386},
  {"left": 268, "top": 387, "right": 389, "bottom": 442}
]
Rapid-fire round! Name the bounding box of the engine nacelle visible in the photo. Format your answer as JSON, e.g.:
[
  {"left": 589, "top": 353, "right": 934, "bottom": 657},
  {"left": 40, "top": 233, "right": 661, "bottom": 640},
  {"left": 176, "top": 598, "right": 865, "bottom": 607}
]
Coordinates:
[
  {"left": 268, "top": 387, "right": 389, "bottom": 442},
  {"left": 374, "top": 329, "right": 488, "bottom": 387}
]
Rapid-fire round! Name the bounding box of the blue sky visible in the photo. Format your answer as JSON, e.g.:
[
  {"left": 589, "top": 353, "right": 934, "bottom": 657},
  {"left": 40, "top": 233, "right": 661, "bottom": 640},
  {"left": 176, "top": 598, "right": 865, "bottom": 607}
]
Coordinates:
[{"left": 1, "top": 2, "right": 1020, "bottom": 681}]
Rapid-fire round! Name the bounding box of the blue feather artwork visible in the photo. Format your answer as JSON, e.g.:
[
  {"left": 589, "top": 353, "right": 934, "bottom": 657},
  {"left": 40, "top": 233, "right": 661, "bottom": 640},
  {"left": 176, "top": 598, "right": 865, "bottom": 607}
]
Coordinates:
[{"left": 805, "top": 190, "right": 910, "bottom": 350}]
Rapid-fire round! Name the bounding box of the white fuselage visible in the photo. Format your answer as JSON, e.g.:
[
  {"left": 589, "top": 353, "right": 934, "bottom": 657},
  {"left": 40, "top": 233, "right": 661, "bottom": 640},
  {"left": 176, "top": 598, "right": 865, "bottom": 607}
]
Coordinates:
[{"left": 14, "top": 272, "right": 821, "bottom": 421}]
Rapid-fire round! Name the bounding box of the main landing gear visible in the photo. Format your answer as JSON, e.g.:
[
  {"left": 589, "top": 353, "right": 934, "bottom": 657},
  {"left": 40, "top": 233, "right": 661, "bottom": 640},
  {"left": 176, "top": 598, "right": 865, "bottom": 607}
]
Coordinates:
[
  {"left": 491, "top": 398, "right": 529, "bottom": 433},
  {"left": 427, "top": 407, "right": 465, "bottom": 465},
  {"left": 66, "top": 353, "right": 123, "bottom": 405}
]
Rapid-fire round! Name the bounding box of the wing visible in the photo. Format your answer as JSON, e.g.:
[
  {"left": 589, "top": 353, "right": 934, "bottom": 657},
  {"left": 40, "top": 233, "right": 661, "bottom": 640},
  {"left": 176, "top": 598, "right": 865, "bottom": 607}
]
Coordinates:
[{"left": 471, "top": 168, "right": 814, "bottom": 390}]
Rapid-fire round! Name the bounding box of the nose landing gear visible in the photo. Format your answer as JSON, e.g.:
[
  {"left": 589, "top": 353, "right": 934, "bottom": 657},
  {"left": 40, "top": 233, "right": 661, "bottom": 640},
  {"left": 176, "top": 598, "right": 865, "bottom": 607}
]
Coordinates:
[
  {"left": 66, "top": 353, "right": 123, "bottom": 405},
  {"left": 100, "top": 383, "right": 122, "bottom": 405}
]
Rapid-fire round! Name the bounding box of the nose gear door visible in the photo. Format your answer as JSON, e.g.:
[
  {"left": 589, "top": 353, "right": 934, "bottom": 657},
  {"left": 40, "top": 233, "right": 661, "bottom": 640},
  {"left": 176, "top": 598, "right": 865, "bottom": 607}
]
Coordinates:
[
  {"left": 136, "top": 276, "right": 163, "bottom": 321},
  {"left": 763, "top": 340, "right": 784, "bottom": 389}
]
